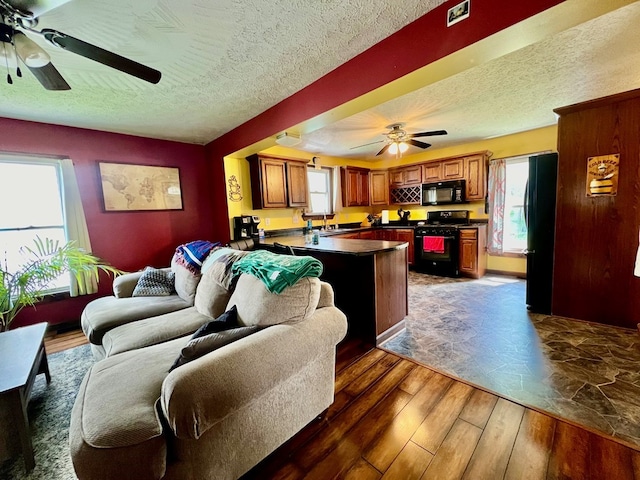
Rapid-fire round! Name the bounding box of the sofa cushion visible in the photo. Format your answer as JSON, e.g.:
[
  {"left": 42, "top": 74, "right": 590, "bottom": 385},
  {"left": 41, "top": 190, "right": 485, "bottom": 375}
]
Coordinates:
[
  {"left": 102, "top": 307, "right": 212, "bottom": 357},
  {"left": 226, "top": 274, "right": 321, "bottom": 327},
  {"left": 81, "top": 295, "right": 191, "bottom": 345},
  {"left": 169, "top": 325, "right": 258, "bottom": 371},
  {"left": 132, "top": 267, "right": 175, "bottom": 297},
  {"left": 194, "top": 267, "right": 232, "bottom": 319},
  {"left": 171, "top": 258, "right": 201, "bottom": 305},
  {"left": 75, "top": 336, "right": 189, "bottom": 450}
]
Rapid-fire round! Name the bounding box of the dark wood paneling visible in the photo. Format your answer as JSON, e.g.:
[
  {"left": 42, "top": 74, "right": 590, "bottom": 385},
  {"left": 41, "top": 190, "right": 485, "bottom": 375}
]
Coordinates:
[{"left": 553, "top": 89, "right": 640, "bottom": 328}]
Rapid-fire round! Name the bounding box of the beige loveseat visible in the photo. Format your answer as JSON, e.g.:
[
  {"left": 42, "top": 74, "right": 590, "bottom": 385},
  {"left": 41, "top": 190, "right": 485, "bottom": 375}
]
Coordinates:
[{"left": 70, "top": 249, "right": 347, "bottom": 480}]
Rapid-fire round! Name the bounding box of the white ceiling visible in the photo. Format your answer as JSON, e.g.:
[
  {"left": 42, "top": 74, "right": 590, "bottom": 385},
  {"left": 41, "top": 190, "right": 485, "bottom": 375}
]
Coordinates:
[
  {"left": 0, "top": 0, "right": 445, "bottom": 144},
  {"left": 1, "top": 1, "right": 639, "bottom": 158}
]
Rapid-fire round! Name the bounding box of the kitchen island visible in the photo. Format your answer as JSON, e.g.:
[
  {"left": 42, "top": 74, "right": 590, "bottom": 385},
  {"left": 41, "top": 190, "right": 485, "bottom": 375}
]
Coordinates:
[{"left": 256, "top": 235, "right": 408, "bottom": 346}]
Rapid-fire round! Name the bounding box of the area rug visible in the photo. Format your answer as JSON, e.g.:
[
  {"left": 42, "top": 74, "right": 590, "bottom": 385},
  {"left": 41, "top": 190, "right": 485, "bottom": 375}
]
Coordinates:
[
  {"left": 0, "top": 344, "right": 92, "bottom": 480},
  {"left": 382, "top": 271, "right": 640, "bottom": 448}
]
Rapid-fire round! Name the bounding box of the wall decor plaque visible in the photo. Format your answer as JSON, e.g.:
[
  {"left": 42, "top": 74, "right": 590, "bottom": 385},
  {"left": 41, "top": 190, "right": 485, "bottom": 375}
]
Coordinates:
[
  {"left": 586, "top": 154, "right": 619, "bottom": 197},
  {"left": 98, "top": 162, "right": 183, "bottom": 211}
]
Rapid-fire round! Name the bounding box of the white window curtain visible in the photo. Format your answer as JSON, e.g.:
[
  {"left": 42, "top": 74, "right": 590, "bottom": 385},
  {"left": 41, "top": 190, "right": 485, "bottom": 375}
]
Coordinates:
[
  {"left": 59, "top": 159, "right": 97, "bottom": 296},
  {"left": 487, "top": 158, "right": 506, "bottom": 255},
  {"left": 332, "top": 166, "right": 344, "bottom": 214}
]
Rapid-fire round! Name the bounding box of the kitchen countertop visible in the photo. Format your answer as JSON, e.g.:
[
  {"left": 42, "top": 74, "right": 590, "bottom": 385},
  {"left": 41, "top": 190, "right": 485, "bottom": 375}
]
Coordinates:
[{"left": 256, "top": 235, "right": 408, "bottom": 256}]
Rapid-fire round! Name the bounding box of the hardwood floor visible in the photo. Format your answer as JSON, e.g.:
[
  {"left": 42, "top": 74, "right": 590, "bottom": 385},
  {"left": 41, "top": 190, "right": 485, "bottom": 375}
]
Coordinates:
[
  {"left": 44, "top": 326, "right": 88, "bottom": 354},
  {"left": 244, "top": 340, "right": 640, "bottom": 480},
  {"left": 44, "top": 331, "right": 640, "bottom": 479}
]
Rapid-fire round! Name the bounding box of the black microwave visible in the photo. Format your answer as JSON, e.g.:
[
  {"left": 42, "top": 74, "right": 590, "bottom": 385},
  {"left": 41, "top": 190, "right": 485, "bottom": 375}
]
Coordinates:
[{"left": 421, "top": 179, "right": 466, "bottom": 205}]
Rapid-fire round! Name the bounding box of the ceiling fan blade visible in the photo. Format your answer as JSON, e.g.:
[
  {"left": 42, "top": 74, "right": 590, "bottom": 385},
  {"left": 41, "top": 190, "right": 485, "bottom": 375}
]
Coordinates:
[
  {"left": 350, "top": 139, "right": 384, "bottom": 150},
  {"left": 27, "top": 62, "right": 70, "bottom": 90},
  {"left": 409, "top": 130, "right": 448, "bottom": 138},
  {"left": 376, "top": 144, "right": 391, "bottom": 156},
  {"left": 408, "top": 139, "right": 431, "bottom": 149},
  {"left": 41, "top": 28, "right": 161, "bottom": 84}
]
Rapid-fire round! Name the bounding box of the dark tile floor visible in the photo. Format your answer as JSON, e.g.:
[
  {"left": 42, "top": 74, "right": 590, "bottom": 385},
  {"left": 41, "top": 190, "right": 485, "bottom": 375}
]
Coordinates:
[{"left": 381, "top": 271, "right": 640, "bottom": 448}]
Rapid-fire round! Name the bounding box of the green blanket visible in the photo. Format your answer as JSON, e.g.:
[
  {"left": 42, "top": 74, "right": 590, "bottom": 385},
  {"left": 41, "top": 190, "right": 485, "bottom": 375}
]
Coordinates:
[{"left": 231, "top": 250, "right": 323, "bottom": 294}]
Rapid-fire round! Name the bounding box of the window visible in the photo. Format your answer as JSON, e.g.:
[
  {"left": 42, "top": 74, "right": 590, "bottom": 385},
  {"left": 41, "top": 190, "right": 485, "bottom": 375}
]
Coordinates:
[
  {"left": 0, "top": 159, "right": 68, "bottom": 292},
  {"left": 487, "top": 155, "right": 531, "bottom": 256},
  {"left": 306, "top": 167, "right": 333, "bottom": 215}
]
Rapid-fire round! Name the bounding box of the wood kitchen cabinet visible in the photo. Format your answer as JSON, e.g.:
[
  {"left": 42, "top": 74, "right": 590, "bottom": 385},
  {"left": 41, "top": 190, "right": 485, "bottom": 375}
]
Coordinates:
[
  {"left": 464, "top": 154, "right": 487, "bottom": 201},
  {"left": 422, "top": 162, "right": 442, "bottom": 182},
  {"left": 341, "top": 166, "right": 370, "bottom": 207},
  {"left": 376, "top": 228, "right": 414, "bottom": 266},
  {"left": 247, "top": 154, "right": 309, "bottom": 209},
  {"left": 459, "top": 226, "right": 486, "bottom": 278},
  {"left": 369, "top": 170, "right": 389, "bottom": 205},
  {"left": 441, "top": 158, "right": 464, "bottom": 179},
  {"left": 389, "top": 165, "right": 422, "bottom": 187}
]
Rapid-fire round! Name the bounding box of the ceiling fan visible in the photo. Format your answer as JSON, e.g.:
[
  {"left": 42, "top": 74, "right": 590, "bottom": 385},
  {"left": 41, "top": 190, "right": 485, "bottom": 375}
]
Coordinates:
[
  {"left": 351, "top": 123, "right": 448, "bottom": 156},
  {"left": 0, "top": 0, "right": 161, "bottom": 90}
]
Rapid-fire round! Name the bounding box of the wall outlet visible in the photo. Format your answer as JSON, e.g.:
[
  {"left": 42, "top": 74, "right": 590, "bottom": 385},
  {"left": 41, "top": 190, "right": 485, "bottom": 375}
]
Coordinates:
[
  {"left": 265, "top": 218, "right": 271, "bottom": 226},
  {"left": 293, "top": 214, "right": 299, "bottom": 223}
]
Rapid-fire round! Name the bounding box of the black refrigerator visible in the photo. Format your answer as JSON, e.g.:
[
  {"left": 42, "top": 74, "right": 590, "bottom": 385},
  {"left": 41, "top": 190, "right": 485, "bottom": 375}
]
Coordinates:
[{"left": 525, "top": 153, "right": 558, "bottom": 314}]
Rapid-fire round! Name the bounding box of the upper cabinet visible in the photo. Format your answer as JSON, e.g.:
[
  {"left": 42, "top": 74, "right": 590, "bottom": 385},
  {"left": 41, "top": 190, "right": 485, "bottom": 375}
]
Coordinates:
[
  {"left": 441, "top": 158, "right": 464, "bottom": 180},
  {"left": 247, "top": 154, "right": 309, "bottom": 209},
  {"left": 286, "top": 161, "right": 309, "bottom": 207},
  {"left": 463, "top": 154, "right": 487, "bottom": 201},
  {"left": 341, "top": 166, "right": 370, "bottom": 207},
  {"left": 370, "top": 170, "right": 389, "bottom": 205},
  {"left": 389, "top": 165, "right": 422, "bottom": 187},
  {"left": 422, "top": 163, "right": 442, "bottom": 182}
]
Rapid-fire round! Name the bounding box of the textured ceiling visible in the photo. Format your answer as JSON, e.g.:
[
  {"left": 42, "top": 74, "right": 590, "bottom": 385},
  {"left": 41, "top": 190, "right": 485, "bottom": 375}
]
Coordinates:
[
  {"left": 1, "top": 1, "right": 638, "bottom": 156},
  {"left": 0, "top": 0, "right": 445, "bottom": 144},
  {"left": 299, "top": 1, "right": 640, "bottom": 159}
]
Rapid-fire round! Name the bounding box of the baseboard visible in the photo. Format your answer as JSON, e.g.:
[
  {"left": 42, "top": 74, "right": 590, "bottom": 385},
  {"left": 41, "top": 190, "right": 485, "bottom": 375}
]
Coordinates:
[{"left": 486, "top": 269, "right": 527, "bottom": 279}]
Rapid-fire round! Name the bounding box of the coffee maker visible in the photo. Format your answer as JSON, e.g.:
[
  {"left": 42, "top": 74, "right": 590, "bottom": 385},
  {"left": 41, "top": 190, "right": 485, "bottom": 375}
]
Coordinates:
[{"left": 233, "top": 215, "right": 261, "bottom": 240}]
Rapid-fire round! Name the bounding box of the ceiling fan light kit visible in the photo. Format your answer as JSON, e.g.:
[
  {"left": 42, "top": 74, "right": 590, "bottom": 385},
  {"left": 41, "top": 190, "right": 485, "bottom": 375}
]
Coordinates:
[
  {"left": 351, "top": 122, "right": 448, "bottom": 157},
  {"left": 275, "top": 132, "right": 301, "bottom": 147},
  {"left": 388, "top": 141, "right": 409, "bottom": 155},
  {"left": 0, "top": 0, "right": 161, "bottom": 90},
  {"left": 13, "top": 31, "right": 49, "bottom": 67}
]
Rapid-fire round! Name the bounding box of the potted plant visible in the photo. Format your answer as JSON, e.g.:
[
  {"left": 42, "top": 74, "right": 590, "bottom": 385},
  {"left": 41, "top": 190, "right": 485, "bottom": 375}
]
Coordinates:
[{"left": 0, "top": 237, "right": 121, "bottom": 332}]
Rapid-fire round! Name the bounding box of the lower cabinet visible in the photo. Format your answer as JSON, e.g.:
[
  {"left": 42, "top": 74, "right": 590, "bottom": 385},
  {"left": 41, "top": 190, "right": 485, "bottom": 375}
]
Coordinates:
[
  {"left": 459, "top": 226, "right": 486, "bottom": 278},
  {"left": 376, "top": 229, "right": 414, "bottom": 266}
]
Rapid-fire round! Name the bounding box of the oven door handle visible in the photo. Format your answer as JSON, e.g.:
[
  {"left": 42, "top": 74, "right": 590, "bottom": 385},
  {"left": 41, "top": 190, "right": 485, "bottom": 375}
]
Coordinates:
[{"left": 416, "top": 235, "right": 457, "bottom": 240}]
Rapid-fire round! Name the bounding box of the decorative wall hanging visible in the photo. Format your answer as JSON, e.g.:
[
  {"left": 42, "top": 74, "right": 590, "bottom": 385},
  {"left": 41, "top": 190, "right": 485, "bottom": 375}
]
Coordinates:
[
  {"left": 586, "top": 154, "right": 619, "bottom": 197},
  {"left": 447, "top": 0, "right": 470, "bottom": 27},
  {"left": 227, "top": 175, "right": 243, "bottom": 202},
  {"left": 98, "top": 162, "right": 183, "bottom": 211}
]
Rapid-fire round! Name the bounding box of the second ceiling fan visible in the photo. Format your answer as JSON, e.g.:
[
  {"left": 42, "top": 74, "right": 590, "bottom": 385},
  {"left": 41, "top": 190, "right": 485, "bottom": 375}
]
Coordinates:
[{"left": 352, "top": 123, "right": 447, "bottom": 156}]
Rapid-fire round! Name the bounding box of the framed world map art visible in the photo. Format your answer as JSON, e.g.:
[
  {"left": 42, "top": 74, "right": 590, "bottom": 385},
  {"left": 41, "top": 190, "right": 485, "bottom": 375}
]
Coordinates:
[{"left": 98, "top": 162, "right": 183, "bottom": 211}]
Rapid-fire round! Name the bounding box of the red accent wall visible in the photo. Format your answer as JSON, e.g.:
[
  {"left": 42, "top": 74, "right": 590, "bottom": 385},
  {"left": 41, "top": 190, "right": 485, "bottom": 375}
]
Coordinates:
[{"left": 0, "top": 117, "right": 228, "bottom": 328}]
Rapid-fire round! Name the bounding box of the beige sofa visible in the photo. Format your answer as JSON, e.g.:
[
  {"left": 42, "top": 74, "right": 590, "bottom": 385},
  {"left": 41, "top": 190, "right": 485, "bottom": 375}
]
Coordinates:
[{"left": 70, "top": 250, "right": 347, "bottom": 480}]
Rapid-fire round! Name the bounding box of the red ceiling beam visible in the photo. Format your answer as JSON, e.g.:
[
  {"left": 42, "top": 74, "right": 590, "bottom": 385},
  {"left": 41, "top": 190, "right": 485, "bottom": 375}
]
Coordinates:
[{"left": 207, "top": 0, "right": 565, "bottom": 157}]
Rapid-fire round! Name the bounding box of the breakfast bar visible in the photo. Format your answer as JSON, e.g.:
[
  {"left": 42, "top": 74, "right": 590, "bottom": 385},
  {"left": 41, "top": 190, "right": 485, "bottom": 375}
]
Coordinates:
[{"left": 256, "top": 235, "right": 408, "bottom": 346}]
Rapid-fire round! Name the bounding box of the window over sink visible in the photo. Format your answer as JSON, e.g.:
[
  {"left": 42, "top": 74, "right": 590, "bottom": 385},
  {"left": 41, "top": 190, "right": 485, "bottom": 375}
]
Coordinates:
[{"left": 306, "top": 166, "right": 334, "bottom": 215}]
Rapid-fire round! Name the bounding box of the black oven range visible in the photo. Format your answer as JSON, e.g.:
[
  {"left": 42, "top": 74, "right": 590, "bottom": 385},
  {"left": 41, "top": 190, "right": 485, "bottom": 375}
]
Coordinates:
[{"left": 414, "top": 210, "right": 470, "bottom": 277}]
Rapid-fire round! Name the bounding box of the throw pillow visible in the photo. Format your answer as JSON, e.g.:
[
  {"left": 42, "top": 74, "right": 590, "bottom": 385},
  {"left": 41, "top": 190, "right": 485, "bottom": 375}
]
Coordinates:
[
  {"left": 131, "top": 267, "right": 175, "bottom": 297},
  {"left": 191, "top": 305, "right": 239, "bottom": 339},
  {"left": 169, "top": 325, "right": 258, "bottom": 371}
]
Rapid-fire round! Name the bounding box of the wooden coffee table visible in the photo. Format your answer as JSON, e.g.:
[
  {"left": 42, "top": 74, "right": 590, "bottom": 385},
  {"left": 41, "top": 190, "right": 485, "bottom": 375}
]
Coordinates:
[{"left": 0, "top": 322, "right": 50, "bottom": 472}]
